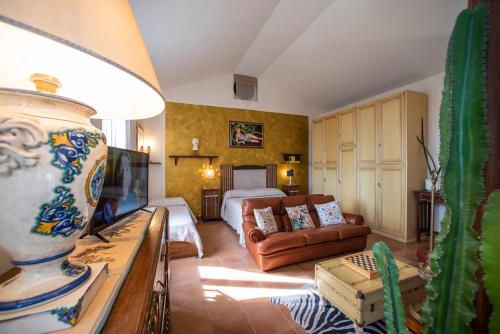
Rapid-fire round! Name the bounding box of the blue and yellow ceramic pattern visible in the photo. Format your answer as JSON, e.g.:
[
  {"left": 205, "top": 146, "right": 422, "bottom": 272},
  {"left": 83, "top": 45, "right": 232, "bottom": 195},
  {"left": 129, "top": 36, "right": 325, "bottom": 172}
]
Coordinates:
[
  {"left": 85, "top": 156, "right": 107, "bottom": 207},
  {"left": 49, "top": 129, "right": 101, "bottom": 183},
  {"left": 51, "top": 298, "right": 82, "bottom": 326},
  {"left": 61, "top": 260, "right": 86, "bottom": 277},
  {"left": 32, "top": 186, "right": 85, "bottom": 237}
]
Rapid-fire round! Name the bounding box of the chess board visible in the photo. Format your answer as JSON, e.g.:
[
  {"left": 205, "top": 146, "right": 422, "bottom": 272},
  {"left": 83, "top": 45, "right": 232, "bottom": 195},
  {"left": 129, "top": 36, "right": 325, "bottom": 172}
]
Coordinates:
[{"left": 341, "top": 253, "right": 380, "bottom": 279}]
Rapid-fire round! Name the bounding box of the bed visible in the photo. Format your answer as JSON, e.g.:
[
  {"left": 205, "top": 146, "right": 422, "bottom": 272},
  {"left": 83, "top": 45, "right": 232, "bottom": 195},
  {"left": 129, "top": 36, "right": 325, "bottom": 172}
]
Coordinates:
[
  {"left": 219, "top": 164, "right": 286, "bottom": 246},
  {"left": 149, "top": 197, "right": 204, "bottom": 257}
]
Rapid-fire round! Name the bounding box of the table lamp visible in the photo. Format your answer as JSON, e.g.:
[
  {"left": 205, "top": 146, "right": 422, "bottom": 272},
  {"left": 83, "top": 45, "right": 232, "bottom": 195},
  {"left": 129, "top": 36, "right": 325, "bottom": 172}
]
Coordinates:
[
  {"left": 0, "top": 1, "right": 165, "bottom": 312},
  {"left": 287, "top": 169, "right": 294, "bottom": 185}
]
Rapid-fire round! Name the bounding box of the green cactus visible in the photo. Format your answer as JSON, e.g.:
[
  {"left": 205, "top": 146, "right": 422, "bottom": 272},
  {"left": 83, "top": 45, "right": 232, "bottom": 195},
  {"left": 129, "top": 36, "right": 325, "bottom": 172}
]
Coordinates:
[
  {"left": 372, "top": 242, "right": 409, "bottom": 334},
  {"left": 422, "top": 3, "right": 489, "bottom": 333},
  {"left": 480, "top": 190, "right": 500, "bottom": 333}
]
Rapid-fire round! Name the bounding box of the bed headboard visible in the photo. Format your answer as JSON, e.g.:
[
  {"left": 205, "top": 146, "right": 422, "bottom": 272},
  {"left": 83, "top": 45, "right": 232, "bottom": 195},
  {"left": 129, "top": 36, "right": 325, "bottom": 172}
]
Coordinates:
[{"left": 220, "top": 164, "right": 277, "bottom": 194}]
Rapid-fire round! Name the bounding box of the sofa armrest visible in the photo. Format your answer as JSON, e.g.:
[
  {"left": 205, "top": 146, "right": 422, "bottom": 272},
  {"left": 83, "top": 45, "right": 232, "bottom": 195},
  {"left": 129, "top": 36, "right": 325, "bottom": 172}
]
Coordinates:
[
  {"left": 343, "top": 213, "right": 364, "bottom": 225},
  {"left": 242, "top": 222, "right": 265, "bottom": 243}
]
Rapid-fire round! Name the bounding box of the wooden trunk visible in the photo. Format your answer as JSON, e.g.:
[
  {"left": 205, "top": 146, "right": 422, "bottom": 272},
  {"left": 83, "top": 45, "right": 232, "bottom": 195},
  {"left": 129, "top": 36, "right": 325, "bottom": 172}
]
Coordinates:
[{"left": 315, "top": 251, "right": 425, "bottom": 327}]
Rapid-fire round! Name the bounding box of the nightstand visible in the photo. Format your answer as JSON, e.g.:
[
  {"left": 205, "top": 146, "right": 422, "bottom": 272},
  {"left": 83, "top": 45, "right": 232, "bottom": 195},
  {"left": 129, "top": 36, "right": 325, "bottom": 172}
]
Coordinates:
[
  {"left": 201, "top": 188, "right": 220, "bottom": 221},
  {"left": 282, "top": 184, "right": 301, "bottom": 196}
]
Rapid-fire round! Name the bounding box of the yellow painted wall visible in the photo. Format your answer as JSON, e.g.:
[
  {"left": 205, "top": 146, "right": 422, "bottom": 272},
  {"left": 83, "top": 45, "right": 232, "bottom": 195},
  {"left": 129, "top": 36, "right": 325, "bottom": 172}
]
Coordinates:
[{"left": 165, "top": 102, "right": 309, "bottom": 216}]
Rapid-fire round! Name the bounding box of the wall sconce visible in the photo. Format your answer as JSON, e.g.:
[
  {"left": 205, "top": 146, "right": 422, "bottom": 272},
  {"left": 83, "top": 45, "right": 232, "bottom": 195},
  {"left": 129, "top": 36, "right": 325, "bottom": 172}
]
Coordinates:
[
  {"left": 200, "top": 164, "right": 218, "bottom": 179},
  {"left": 287, "top": 169, "right": 294, "bottom": 185}
]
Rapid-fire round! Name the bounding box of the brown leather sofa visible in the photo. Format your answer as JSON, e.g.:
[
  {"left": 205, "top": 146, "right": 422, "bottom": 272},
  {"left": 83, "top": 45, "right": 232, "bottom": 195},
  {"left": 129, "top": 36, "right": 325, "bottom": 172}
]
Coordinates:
[{"left": 242, "top": 195, "right": 370, "bottom": 271}]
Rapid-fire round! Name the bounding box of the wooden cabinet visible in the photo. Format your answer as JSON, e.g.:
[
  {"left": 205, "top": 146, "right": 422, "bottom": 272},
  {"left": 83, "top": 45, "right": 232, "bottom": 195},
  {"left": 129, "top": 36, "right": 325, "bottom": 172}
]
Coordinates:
[
  {"left": 339, "top": 108, "right": 356, "bottom": 146},
  {"left": 357, "top": 102, "right": 377, "bottom": 165},
  {"left": 282, "top": 184, "right": 301, "bottom": 196},
  {"left": 379, "top": 94, "right": 404, "bottom": 164},
  {"left": 312, "top": 90, "right": 427, "bottom": 242},
  {"left": 201, "top": 188, "right": 220, "bottom": 220},
  {"left": 312, "top": 119, "right": 324, "bottom": 165},
  {"left": 338, "top": 146, "right": 357, "bottom": 213},
  {"left": 103, "top": 208, "right": 170, "bottom": 334},
  {"left": 324, "top": 166, "right": 338, "bottom": 198},
  {"left": 324, "top": 115, "right": 338, "bottom": 165},
  {"left": 358, "top": 166, "right": 377, "bottom": 230},
  {"left": 356, "top": 91, "right": 427, "bottom": 242}
]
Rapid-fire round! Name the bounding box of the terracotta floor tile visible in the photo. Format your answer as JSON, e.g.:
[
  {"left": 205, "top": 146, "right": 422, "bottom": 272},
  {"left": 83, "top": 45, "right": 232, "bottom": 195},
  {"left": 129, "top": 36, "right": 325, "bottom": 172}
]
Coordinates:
[
  {"left": 210, "top": 313, "right": 254, "bottom": 334},
  {"left": 205, "top": 296, "right": 244, "bottom": 321},
  {"left": 245, "top": 302, "right": 293, "bottom": 334},
  {"left": 170, "top": 220, "right": 419, "bottom": 333}
]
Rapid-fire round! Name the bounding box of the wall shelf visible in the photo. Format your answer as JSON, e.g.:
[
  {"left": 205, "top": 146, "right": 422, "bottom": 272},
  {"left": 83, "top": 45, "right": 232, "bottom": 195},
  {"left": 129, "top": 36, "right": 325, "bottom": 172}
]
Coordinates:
[
  {"left": 282, "top": 153, "right": 302, "bottom": 164},
  {"left": 169, "top": 155, "right": 218, "bottom": 166}
]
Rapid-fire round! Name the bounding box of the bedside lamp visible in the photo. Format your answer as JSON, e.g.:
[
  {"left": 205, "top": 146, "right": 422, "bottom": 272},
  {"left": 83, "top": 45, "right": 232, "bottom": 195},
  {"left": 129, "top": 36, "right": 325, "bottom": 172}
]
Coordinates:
[
  {"left": 0, "top": 1, "right": 165, "bottom": 312},
  {"left": 287, "top": 169, "right": 294, "bottom": 185}
]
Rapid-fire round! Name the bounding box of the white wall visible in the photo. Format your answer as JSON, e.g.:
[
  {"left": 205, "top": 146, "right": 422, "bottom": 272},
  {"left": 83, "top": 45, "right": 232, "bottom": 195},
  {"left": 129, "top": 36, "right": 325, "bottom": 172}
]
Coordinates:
[
  {"left": 138, "top": 112, "right": 166, "bottom": 201},
  {"left": 309, "top": 72, "right": 445, "bottom": 230},
  {"left": 166, "top": 74, "right": 323, "bottom": 116}
]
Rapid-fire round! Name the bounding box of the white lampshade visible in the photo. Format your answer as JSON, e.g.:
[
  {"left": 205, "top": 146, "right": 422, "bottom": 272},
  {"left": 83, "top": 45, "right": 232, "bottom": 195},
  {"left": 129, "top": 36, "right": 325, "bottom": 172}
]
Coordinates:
[{"left": 0, "top": 0, "right": 165, "bottom": 120}]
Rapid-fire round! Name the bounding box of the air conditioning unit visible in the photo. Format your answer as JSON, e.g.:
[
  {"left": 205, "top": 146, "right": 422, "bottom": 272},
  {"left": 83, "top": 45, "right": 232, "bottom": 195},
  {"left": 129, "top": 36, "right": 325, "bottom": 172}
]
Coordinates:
[{"left": 233, "top": 74, "right": 257, "bottom": 101}]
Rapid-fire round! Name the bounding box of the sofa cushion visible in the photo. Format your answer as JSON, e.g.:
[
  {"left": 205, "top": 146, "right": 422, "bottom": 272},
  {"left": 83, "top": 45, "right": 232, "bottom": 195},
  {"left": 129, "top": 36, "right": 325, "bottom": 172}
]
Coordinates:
[
  {"left": 284, "top": 204, "right": 315, "bottom": 230},
  {"left": 307, "top": 194, "right": 335, "bottom": 213},
  {"left": 323, "top": 224, "right": 371, "bottom": 239},
  {"left": 293, "top": 228, "right": 340, "bottom": 245},
  {"left": 242, "top": 197, "right": 285, "bottom": 231},
  {"left": 256, "top": 232, "right": 306, "bottom": 255},
  {"left": 254, "top": 207, "right": 279, "bottom": 236},
  {"left": 314, "top": 201, "right": 345, "bottom": 226}
]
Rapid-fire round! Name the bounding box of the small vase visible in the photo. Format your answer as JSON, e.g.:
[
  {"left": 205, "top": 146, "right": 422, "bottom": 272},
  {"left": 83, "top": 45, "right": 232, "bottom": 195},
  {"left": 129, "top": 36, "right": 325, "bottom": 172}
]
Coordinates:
[{"left": 0, "top": 89, "right": 107, "bottom": 312}]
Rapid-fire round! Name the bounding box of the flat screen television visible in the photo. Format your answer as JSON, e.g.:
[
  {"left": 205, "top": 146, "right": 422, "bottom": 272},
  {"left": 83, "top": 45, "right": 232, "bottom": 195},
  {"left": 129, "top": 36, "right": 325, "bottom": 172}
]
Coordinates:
[{"left": 89, "top": 146, "right": 149, "bottom": 239}]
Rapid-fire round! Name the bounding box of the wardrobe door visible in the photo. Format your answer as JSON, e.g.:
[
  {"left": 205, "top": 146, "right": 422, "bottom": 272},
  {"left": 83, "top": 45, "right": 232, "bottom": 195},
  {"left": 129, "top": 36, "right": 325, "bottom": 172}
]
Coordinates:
[
  {"left": 339, "top": 108, "right": 356, "bottom": 146},
  {"left": 379, "top": 165, "right": 404, "bottom": 238},
  {"left": 324, "top": 166, "right": 338, "bottom": 198},
  {"left": 312, "top": 166, "right": 324, "bottom": 194},
  {"left": 312, "top": 120, "right": 324, "bottom": 165},
  {"left": 339, "top": 147, "right": 357, "bottom": 213},
  {"left": 358, "top": 166, "right": 377, "bottom": 229},
  {"left": 357, "top": 103, "right": 377, "bottom": 165},
  {"left": 379, "top": 94, "right": 404, "bottom": 164},
  {"left": 324, "top": 115, "right": 338, "bottom": 165}
]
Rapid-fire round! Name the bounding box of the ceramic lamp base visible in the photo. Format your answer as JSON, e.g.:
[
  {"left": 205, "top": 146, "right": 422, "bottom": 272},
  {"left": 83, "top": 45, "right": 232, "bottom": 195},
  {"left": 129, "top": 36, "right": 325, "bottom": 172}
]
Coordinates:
[{"left": 0, "top": 252, "right": 90, "bottom": 312}]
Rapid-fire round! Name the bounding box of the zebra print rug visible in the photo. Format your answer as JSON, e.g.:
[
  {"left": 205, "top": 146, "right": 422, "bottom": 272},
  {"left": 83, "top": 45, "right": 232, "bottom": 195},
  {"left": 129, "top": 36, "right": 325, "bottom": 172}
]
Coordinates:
[{"left": 269, "top": 284, "right": 386, "bottom": 334}]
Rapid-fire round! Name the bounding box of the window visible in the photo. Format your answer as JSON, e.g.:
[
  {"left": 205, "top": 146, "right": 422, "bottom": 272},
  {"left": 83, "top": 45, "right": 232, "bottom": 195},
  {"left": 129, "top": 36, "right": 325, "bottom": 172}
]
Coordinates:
[{"left": 101, "top": 119, "right": 128, "bottom": 149}]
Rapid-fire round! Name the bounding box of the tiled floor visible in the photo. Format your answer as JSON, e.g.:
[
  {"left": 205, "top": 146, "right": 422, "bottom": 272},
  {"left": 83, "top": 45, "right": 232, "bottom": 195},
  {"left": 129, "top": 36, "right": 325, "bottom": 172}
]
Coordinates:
[{"left": 170, "top": 221, "right": 423, "bottom": 334}]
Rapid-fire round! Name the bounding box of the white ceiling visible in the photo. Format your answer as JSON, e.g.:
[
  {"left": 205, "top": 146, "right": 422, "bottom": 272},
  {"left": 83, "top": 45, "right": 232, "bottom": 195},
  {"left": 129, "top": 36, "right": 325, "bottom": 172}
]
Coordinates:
[{"left": 131, "top": 0, "right": 466, "bottom": 115}]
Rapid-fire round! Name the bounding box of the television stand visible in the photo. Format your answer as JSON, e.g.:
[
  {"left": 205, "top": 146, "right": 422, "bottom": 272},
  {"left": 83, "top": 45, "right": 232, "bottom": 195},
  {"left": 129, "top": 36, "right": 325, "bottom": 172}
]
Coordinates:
[{"left": 94, "top": 232, "right": 110, "bottom": 243}]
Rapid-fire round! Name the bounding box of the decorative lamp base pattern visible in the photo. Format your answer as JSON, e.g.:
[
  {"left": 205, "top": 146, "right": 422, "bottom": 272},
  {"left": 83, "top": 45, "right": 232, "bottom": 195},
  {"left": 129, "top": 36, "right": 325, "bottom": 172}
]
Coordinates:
[{"left": 0, "top": 89, "right": 107, "bottom": 312}]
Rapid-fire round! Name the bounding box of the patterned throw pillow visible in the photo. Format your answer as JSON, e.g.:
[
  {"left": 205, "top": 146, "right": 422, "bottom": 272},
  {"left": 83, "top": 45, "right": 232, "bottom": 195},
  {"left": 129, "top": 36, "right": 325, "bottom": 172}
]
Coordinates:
[
  {"left": 285, "top": 205, "right": 315, "bottom": 231},
  {"left": 314, "top": 201, "right": 345, "bottom": 226},
  {"left": 254, "top": 207, "right": 279, "bottom": 235}
]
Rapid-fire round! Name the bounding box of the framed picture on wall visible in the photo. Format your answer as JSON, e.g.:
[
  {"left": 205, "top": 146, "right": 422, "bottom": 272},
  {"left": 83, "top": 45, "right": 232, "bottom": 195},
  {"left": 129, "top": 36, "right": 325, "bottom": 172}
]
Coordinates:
[{"left": 228, "top": 121, "right": 264, "bottom": 148}]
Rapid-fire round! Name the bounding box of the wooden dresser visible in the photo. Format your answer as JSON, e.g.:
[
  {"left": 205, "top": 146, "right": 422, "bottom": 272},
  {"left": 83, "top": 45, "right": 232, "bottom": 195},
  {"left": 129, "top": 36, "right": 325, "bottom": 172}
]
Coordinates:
[{"left": 102, "top": 207, "right": 170, "bottom": 334}]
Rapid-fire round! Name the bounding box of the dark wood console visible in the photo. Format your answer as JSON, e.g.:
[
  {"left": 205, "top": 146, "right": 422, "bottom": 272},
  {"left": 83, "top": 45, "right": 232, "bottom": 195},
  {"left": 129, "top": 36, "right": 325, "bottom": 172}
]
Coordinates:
[{"left": 102, "top": 207, "right": 170, "bottom": 334}]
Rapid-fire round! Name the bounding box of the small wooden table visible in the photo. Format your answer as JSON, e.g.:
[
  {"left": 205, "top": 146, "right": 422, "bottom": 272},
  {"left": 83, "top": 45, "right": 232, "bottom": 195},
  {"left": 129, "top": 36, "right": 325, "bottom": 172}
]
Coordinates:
[
  {"left": 315, "top": 251, "right": 425, "bottom": 330},
  {"left": 281, "top": 184, "right": 301, "bottom": 196},
  {"left": 414, "top": 191, "right": 444, "bottom": 242}
]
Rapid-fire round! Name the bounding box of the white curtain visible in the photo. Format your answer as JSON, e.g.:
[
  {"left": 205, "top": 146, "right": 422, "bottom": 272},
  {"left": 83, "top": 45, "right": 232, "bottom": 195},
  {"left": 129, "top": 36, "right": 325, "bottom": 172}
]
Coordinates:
[{"left": 101, "top": 119, "right": 128, "bottom": 149}]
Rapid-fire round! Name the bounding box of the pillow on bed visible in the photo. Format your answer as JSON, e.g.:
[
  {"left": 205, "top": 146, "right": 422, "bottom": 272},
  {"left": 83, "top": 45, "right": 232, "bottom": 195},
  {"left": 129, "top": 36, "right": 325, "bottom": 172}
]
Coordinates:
[
  {"left": 314, "top": 201, "right": 345, "bottom": 226},
  {"left": 254, "top": 207, "right": 278, "bottom": 235},
  {"left": 285, "top": 205, "right": 315, "bottom": 231}
]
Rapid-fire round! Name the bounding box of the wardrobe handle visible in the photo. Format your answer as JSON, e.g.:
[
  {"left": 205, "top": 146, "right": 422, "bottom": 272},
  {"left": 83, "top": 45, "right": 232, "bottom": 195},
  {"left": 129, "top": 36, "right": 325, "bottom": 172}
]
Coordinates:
[{"left": 377, "top": 182, "right": 381, "bottom": 188}]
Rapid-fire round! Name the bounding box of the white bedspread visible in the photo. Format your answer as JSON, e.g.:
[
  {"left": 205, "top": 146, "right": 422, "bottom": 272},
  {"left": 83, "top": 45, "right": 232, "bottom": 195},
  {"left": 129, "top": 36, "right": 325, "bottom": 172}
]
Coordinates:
[
  {"left": 149, "top": 197, "right": 203, "bottom": 257},
  {"left": 220, "top": 188, "right": 286, "bottom": 247}
]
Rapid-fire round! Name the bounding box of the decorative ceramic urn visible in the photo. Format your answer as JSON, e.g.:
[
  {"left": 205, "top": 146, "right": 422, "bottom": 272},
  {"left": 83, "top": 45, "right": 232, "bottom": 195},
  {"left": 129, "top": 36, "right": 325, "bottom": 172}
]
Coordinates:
[{"left": 0, "top": 88, "right": 107, "bottom": 311}]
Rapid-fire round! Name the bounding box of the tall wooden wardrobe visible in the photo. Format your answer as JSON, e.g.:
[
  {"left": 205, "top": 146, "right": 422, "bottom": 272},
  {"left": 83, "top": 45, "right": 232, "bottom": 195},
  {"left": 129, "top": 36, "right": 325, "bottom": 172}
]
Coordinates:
[{"left": 311, "top": 90, "right": 427, "bottom": 242}]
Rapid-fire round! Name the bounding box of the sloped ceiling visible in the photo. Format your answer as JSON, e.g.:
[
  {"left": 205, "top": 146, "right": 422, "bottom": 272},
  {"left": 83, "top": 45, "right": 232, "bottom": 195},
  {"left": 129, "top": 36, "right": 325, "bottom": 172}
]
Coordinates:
[{"left": 131, "top": 0, "right": 466, "bottom": 116}]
